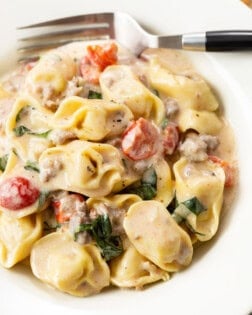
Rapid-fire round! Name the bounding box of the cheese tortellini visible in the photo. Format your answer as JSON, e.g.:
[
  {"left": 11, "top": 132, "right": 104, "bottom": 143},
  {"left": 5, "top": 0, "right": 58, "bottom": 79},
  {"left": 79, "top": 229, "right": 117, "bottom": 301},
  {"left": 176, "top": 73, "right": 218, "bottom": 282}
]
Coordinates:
[
  {"left": 173, "top": 158, "right": 225, "bottom": 241},
  {"left": 124, "top": 200, "right": 193, "bottom": 271},
  {"left": 178, "top": 109, "right": 223, "bottom": 135},
  {"left": 0, "top": 212, "right": 42, "bottom": 268},
  {"left": 153, "top": 158, "right": 174, "bottom": 207},
  {"left": 38, "top": 140, "right": 125, "bottom": 197},
  {"left": 110, "top": 237, "right": 169, "bottom": 288},
  {"left": 25, "top": 50, "right": 77, "bottom": 107},
  {"left": 148, "top": 59, "right": 223, "bottom": 134},
  {"left": 30, "top": 232, "right": 110, "bottom": 296},
  {"left": 100, "top": 65, "right": 165, "bottom": 124},
  {"left": 5, "top": 95, "right": 53, "bottom": 160},
  {"left": 52, "top": 96, "right": 133, "bottom": 140},
  {"left": 148, "top": 59, "right": 219, "bottom": 111}
]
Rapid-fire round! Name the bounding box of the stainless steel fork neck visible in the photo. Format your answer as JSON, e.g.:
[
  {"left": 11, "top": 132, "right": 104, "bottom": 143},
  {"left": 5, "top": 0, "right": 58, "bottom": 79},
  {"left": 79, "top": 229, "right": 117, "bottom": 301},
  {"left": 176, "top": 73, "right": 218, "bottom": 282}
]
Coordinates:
[
  {"left": 150, "top": 32, "right": 206, "bottom": 51},
  {"left": 182, "top": 32, "right": 206, "bottom": 51}
]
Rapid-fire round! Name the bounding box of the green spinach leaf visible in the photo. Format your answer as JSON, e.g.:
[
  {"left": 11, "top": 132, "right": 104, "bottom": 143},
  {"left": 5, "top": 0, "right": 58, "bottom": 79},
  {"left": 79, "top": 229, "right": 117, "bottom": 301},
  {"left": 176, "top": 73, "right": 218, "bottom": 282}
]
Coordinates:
[
  {"left": 0, "top": 154, "right": 8, "bottom": 172},
  {"left": 24, "top": 161, "right": 40, "bottom": 173},
  {"left": 181, "top": 197, "right": 206, "bottom": 215},
  {"left": 75, "top": 214, "right": 123, "bottom": 261},
  {"left": 88, "top": 90, "right": 102, "bottom": 99},
  {"left": 13, "top": 125, "right": 51, "bottom": 138},
  {"left": 127, "top": 184, "right": 157, "bottom": 200},
  {"left": 127, "top": 167, "right": 157, "bottom": 200},
  {"left": 13, "top": 125, "right": 31, "bottom": 136}
]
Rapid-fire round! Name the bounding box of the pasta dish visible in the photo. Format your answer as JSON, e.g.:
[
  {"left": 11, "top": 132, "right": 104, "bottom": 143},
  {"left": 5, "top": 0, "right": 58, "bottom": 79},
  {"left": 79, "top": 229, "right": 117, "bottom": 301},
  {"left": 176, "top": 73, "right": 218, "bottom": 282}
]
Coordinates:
[{"left": 0, "top": 40, "right": 236, "bottom": 296}]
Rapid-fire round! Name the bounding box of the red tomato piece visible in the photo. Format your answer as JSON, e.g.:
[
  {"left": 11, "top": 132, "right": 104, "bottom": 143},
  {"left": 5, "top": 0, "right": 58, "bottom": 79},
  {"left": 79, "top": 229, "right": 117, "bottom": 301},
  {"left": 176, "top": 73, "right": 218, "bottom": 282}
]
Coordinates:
[
  {"left": 52, "top": 193, "right": 85, "bottom": 224},
  {"left": 86, "top": 42, "right": 118, "bottom": 71},
  {"left": 0, "top": 177, "right": 40, "bottom": 210},
  {"left": 162, "top": 122, "right": 179, "bottom": 155},
  {"left": 80, "top": 56, "right": 101, "bottom": 85},
  {"left": 80, "top": 43, "right": 118, "bottom": 84},
  {"left": 208, "top": 155, "right": 235, "bottom": 187},
  {"left": 121, "top": 118, "right": 159, "bottom": 161}
]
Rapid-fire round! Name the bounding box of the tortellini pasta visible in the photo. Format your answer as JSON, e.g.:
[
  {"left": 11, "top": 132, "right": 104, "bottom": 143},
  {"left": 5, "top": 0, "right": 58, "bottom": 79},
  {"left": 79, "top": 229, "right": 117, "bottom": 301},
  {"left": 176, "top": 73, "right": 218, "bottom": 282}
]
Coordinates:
[
  {"left": 153, "top": 158, "right": 174, "bottom": 207},
  {"left": 148, "top": 59, "right": 219, "bottom": 112},
  {"left": 5, "top": 95, "right": 53, "bottom": 160},
  {"left": 124, "top": 200, "right": 193, "bottom": 271},
  {"left": 178, "top": 108, "right": 223, "bottom": 135},
  {"left": 25, "top": 50, "right": 77, "bottom": 106},
  {"left": 87, "top": 194, "right": 142, "bottom": 212},
  {"left": 30, "top": 231, "right": 110, "bottom": 296},
  {"left": 0, "top": 212, "right": 42, "bottom": 268},
  {"left": 100, "top": 65, "right": 165, "bottom": 124},
  {"left": 173, "top": 158, "right": 225, "bottom": 241},
  {"left": 38, "top": 140, "right": 125, "bottom": 197},
  {"left": 110, "top": 237, "right": 169, "bottom": 288},
  {"left": 52, "top": 96, "right": 133, "bottom": 140}
]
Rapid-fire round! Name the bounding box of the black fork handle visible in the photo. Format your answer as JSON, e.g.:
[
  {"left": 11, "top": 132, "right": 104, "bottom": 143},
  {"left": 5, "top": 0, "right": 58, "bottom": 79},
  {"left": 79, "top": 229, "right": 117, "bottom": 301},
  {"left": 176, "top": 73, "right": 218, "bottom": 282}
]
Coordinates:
[
  {"left": 182, "top": 30, "right": 252, "bottom": 51},
  {"left": 206, "top": 30, "right": 252, "bottom": 51}
]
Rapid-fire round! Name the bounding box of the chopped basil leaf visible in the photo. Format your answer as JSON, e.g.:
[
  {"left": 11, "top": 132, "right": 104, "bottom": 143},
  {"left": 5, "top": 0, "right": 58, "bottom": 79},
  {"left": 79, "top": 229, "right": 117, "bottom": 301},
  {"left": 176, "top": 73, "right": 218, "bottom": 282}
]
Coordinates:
[
  {"left": 13, "top": 125, "right": 31, "bottom": 136},
  {"left": 30, "top": 129, "right": 51, "bottom": 138},
  {"left": 96, "top": 236, "right": 123, "bottom": 261},
  {"left": 126, "top": 168, "right": 157, "bottom": 200},
  {"left": 75, "top": 214, "right": 123, "bottom": 261},
  {"left": 12, "top": 148, "right": 18, "bottom": 157},
  {"left": 16, "top": 106, "right": 30, "bottom": 122},
  {"left": 88, "top": 90, "right": 102, "bottom": 99},
  {"left": 172, "top": 197, "right": 206, "bottom": 222},
  {"left": 181, "top": 197, "right": 206, "bottom": 215},
  {"left": 0, "top": 154, "right": 8, "bottom": 172},
  {"left": 127, "top": 184, "right": 157, "bottom": 200},
  {"left": 24, "top": 161, "right": 40, "bottom": 173},
  {"left": 167, "top": 195, "right": 178, "bottom": 214},
  {"left": 141, "top": 167, "right": 157, "bottom": 187},
  {"left": 171, "top": 197, "right": 207, "bottom": 236},
  {"left": 94, "top": 214, "right": 112, "bottom": 239},
  {"left": 153, "top": 89, "right": 160, "bottom": 97},
  {"left": 13, "top": 125, "right": 51, "bottom": 138},
  {"left": 38, "top": 191, "right": 50, "bottom": 210},
  {"left": 160, "top": 117, "right": 169, "bottom": 129}
]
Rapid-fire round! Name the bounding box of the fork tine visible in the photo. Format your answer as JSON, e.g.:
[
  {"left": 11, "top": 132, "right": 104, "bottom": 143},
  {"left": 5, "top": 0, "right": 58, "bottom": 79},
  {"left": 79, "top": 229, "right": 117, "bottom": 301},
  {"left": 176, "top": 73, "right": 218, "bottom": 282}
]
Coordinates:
[
  {"left": 17, "top": 12, "right": 116, "bottom": 61},
  {"left": 18, "top": 26, "right": 110, "bottom": 42},
  {"left": 18, "top": 36, "right": 110, "bottom": 54},
  {"left": 17, "top": 12, "right": 113, "bottom": 29}
]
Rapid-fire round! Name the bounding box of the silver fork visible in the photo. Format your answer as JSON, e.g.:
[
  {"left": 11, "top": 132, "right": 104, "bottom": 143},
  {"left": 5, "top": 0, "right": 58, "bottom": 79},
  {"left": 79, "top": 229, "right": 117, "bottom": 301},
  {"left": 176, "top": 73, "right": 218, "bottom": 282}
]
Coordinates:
[{"left": 17, "top": 11, "right": 252, "bottom": 61}]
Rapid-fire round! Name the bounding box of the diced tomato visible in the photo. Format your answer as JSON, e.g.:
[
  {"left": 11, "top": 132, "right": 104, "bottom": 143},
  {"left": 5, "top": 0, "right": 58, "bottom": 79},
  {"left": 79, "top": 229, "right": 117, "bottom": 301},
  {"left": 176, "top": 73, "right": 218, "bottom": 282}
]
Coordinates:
[
  {"left": 52, "top": 193, "right": 85, "bottom": 224},
  {"left": 162, "top": 122, "right": 179, "bottom": 155},
  {"left": 80, "top": 56, "right": 101, "bottom": 85},
  {"left": 0, "top": 177, "right": 40, "bottom": 210},
  {"left": 121, "top": 118, "right": 159, "bottom": 161},
  {"left": 80, "top": 43, "right": 118, "bottom": 84},
  {"left": 52, "top": 200, "right": 70, "bottom": 223},
  {"left": 86, "top": 43, "right": 118, "bottom": 71},
  {"left": 208, "top": 155, "right": 235, "bottom": 187}
]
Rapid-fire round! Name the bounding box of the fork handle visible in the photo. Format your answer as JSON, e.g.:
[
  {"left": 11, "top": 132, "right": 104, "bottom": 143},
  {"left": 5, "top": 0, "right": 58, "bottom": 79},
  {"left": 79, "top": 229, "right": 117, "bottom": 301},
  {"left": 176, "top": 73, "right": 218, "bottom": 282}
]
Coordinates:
[{"left": 182, "top": 30, "right": 252, "bottom": 51}]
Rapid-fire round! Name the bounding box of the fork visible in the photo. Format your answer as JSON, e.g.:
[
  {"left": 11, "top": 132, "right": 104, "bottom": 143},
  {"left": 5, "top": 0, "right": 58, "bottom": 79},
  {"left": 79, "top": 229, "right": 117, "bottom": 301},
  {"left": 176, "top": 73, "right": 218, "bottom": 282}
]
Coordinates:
[{"left": 17, "top": 12, "right": 252, "bottom": 61}]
